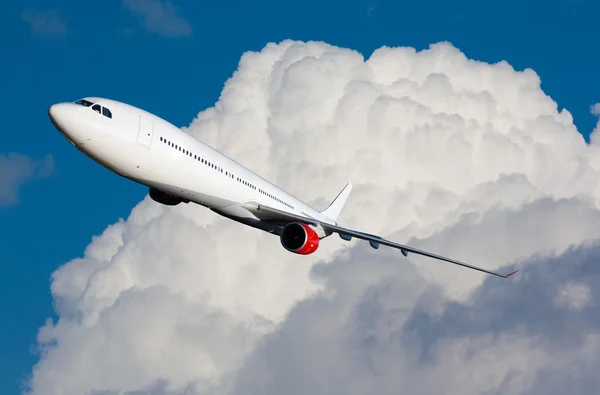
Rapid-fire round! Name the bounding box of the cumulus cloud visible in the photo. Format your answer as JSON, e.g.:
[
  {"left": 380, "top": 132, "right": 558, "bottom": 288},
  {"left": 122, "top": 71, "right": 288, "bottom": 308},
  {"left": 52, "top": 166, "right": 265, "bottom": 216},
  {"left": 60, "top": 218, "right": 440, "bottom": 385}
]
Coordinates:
[
  {"left": 233, "top": 232, "right": 600, "bottom": 395},
  {"left": 591, "top": 103, "right": 600, "bottom": 139},
  {"left": 25, "top": 40, "right": 600, "bottom": 395},
  {"left": 0, "top": 153, "right": 53, "bottom": 207},
  {"left": 123, "top": 0, "right": 191, "bottom": 38},
  {"left": 555, "top": 280, "right": 591, "bottom": 311},
  {"left": 22, "top": 9, "right": 67, "bottom": 38}
]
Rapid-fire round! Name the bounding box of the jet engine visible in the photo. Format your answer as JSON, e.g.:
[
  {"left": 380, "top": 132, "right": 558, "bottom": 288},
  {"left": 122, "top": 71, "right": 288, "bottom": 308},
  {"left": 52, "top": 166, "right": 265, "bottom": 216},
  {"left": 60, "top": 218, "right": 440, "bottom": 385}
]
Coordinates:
[
  {"left": 149, "top": 187, "right": 185, "bottom": 206},
  {"left": 280, "top": 222, "right": 320, "bottom": 255}
]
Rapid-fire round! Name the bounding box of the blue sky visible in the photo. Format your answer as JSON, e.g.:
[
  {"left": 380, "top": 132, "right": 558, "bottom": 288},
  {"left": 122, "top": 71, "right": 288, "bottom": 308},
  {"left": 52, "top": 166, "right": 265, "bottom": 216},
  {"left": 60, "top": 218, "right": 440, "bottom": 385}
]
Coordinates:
[{"left": 0, "top": 0, "right": 599, "bottom": 393}]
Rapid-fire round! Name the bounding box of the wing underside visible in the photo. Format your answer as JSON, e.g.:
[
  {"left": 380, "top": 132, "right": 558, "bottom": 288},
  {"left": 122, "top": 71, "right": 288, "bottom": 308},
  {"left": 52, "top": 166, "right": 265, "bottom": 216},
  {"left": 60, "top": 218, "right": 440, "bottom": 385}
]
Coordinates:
[{"left": 244, "top": 202, "right": 518, "bottom": 279}]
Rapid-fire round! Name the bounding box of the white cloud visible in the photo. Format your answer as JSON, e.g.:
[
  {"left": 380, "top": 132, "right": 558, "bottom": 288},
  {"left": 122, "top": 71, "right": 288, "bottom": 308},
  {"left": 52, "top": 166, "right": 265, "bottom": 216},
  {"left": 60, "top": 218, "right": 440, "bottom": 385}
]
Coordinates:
[
  {"left": 232, "top": 202, "right": 600, "bottom": 395},
  {"left": 555, "top": 281, "right": 591, "bottom": 310},
  {"left": 591, "top": 103, "right": 600, "bottom": 141},
  {"left": 25, "top": 40, "right": 600, "bottom": 395},
  {"left": 123, "top": 0, "right": 191, "bottom": 38},
  {"left": 22, "top": 9, "right": 67, "bottom": 38},
  {"left": 0, "top": 153, "right": 53, "bottom": 207}
]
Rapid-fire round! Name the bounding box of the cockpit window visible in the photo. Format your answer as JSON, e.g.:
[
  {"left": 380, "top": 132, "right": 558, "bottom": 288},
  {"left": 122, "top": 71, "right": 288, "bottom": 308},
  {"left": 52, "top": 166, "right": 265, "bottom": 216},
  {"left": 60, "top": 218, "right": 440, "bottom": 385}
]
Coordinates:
[
  {"left": 102, "top": 107, "right": 112, "bottom": 118},
  {"left": 92, "top": 104, "right": 101, "bottom": 114},
  {"left": 74, "top": 99, "right": 94, "bottom": 107}
]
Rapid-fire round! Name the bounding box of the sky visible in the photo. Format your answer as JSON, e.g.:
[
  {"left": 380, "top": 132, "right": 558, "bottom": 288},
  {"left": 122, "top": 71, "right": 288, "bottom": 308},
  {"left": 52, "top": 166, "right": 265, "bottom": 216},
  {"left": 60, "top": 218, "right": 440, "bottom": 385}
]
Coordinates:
[{"left": 1, "top": 0, "right": 600, "bottom": 394}]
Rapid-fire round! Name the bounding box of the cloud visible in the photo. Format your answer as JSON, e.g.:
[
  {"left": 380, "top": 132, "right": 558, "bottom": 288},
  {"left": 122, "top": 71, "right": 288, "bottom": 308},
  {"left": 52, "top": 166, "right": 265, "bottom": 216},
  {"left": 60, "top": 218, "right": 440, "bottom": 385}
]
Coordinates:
[
  {"left": 123, "top": 0, "right": 191, "bottom": 38},
  {"left": 591, "top": 103, "right": 600, "bottom": 140},
  {"left": 25, "top": 40, "right": 600, "bottom": 395},
  {"left": 0, "top": 153, "right": 53, "bottom": 207},
  {"left": 22, "top": 9, "right": 67, "bottom": 38},
  {"left": 232, "top": 222, "right": 600, "bottom": 395},
  {"left": 555, "top": 280, "right": 591, "bottom": 310}
]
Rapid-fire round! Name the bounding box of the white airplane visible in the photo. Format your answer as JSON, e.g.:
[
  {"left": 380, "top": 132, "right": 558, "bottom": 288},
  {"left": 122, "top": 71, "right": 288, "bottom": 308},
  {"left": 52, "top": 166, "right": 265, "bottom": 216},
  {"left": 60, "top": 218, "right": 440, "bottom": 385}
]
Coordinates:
[{"left": 48, "top": 97, "right": 518, "bottom": 279}]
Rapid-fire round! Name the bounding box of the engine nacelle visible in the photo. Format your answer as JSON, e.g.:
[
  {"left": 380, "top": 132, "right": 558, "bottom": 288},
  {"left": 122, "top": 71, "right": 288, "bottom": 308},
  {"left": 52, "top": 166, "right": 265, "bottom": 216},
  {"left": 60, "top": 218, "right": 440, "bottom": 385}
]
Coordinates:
[
  {"left": 149, "top": 187, "right": 185, "bottom": 206},
  {"left": 280, "top": 222, "right": 320, "bottom": 255}
]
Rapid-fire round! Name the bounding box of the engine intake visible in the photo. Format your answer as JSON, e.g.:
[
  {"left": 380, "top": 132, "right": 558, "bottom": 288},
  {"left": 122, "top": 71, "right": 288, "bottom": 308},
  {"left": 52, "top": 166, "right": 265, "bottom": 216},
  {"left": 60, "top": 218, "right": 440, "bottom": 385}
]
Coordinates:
[
  {"left": 280, "top": 222, "right": 320, "bottom": 255},
  {"left": 149, "top": 187, "right": 185, "bottom": 206}
]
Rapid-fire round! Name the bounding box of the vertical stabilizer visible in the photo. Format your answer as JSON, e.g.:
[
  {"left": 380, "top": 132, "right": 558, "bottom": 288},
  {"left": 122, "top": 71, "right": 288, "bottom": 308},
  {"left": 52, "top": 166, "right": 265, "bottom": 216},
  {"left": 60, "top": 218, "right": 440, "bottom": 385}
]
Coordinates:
[{"left": 320, "top": 183, "right": 353, "bottom": 222}]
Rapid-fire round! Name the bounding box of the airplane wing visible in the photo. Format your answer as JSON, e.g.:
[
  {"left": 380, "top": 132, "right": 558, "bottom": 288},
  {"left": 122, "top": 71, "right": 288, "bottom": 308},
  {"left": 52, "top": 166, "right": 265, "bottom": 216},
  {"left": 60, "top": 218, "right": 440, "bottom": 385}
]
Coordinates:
[{"left": 245, "top": 202, "right": 518, "bottom": 279}]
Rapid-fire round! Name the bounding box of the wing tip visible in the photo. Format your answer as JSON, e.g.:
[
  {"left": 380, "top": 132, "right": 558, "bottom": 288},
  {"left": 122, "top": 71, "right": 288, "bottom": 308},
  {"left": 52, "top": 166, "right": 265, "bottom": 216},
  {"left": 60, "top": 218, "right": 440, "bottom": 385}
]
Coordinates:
[{"left": 504, "top": 269, "right": 519, "bottom": 278}]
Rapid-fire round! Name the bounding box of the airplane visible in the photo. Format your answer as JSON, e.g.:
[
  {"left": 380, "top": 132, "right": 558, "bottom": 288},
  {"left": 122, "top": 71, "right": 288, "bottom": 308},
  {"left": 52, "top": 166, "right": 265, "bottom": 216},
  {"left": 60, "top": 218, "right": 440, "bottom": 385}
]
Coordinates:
[{"left": 47, "top": 97, "right": 518, "bottom": 279}]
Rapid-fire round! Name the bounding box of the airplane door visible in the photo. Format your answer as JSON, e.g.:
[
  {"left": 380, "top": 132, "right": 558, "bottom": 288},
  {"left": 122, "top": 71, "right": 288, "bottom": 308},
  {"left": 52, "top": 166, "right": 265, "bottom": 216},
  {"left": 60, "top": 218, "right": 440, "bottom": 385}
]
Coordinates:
[{"left": 136, "top": 116, "right": 154, "bottom": 149}]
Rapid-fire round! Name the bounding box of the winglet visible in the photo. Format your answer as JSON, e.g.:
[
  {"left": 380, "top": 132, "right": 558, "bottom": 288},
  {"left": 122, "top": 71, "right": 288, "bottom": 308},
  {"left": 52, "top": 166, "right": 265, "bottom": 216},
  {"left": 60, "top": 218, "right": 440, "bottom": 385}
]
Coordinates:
[
  {"left": 321, "top": 183, "right": 353, "bottom": 222},
  {"left": 504, "top": 270, "right": 519, "bottom": 278}
]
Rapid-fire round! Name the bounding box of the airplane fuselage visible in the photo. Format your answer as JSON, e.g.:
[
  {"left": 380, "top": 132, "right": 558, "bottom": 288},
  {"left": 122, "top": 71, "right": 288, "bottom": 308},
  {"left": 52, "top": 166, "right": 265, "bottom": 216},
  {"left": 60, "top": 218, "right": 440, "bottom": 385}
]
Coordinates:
[{"left": 48, "top": 97, "right": 333, "bottom": 236}]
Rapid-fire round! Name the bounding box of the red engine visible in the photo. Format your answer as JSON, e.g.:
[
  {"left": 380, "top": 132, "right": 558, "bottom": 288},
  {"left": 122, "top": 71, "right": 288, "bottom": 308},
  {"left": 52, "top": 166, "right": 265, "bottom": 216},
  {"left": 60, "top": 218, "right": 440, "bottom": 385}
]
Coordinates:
[{"left": 280, "top": 222, "right": 320, "bottom": 255}]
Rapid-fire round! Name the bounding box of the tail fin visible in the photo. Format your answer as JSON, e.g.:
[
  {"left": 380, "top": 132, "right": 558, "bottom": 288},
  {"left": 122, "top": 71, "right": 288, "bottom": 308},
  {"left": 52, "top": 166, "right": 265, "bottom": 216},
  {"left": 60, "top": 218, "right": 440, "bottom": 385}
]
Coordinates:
[{"left": 321, "top": 183, "right": 353, "bottom": 222}]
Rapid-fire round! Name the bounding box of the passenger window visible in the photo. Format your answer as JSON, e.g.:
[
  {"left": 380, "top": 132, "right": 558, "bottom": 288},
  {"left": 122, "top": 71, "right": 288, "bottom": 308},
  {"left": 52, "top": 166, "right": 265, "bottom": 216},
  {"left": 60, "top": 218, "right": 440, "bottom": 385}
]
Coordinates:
[
  {"left": 102, "top": 107, "right": 112, "bottom": 118},
  {"left": 92, "top": 104, "right": 101, "bottom": 114}
]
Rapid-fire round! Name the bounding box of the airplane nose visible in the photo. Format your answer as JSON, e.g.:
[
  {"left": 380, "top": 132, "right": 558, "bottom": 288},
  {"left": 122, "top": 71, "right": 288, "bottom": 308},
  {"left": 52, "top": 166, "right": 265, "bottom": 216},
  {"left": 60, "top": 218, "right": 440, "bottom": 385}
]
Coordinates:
[
  {"left": 48, "top": 103, "right": 69, "bottom": 128},
  {"left": 48, "top": 104, "right": 56, "bottom": 122},
  {"left": 48, "top": 102, "right": 84, "bottom": 146}
]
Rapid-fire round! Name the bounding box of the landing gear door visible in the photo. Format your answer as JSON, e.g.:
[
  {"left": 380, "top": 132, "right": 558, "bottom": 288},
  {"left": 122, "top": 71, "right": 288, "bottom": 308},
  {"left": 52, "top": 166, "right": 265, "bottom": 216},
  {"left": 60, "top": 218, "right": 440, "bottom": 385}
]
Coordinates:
[{"left": 136, "top": 116, "right": 154, "bottom": 149}]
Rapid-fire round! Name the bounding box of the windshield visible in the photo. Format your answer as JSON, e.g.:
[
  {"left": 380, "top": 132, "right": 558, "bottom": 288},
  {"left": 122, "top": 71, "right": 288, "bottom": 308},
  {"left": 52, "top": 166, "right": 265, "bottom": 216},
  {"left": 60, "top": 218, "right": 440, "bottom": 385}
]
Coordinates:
[{"left": 74, "top": 99, "right": 94, "bottom": 107}]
